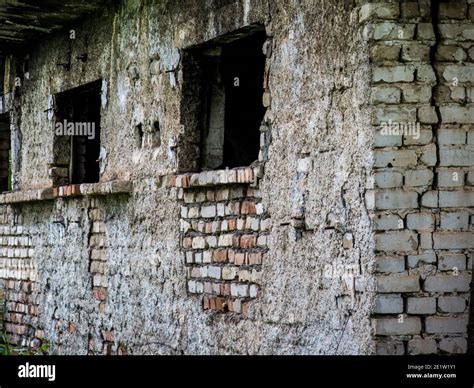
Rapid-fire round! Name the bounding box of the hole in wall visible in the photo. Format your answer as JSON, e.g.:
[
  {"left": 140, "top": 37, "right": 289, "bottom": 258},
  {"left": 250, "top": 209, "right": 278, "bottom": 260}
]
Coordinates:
[
  {"left": 135, "top": 123, "right": 144, "bottom": 148},
  {"left": 153, "top": 120, "right": 161, "bottom": 147}
]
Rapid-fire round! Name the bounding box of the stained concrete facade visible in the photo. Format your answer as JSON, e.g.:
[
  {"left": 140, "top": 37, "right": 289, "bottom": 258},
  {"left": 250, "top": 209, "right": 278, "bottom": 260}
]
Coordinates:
[{"left": 0, "top": 0, "right": 472, "bottom": 355}]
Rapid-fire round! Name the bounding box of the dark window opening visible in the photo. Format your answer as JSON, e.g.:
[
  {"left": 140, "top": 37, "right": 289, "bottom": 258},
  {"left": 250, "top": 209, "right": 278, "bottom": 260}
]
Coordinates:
[
  {"left": 222, "top": 33, "right": 266, "bottom": 168},
  {"left": 0, "top": 114, "right": 11, "bottom": 192},
  {"left": 53, "top": 80, "right": 101, "bottom": 186},
  {"left": 185, "top": 28, "right": 266, "bottom": 170}
]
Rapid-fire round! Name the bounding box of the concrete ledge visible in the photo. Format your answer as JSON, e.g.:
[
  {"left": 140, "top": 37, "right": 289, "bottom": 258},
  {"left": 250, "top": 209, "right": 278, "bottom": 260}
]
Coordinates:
[
  {"left": 0, "top": 180, "right": 133, "bottom": 204},
  {"left": 80, "top": 180, "right": 133, "bottom": 196},
  {"left": 169, "top": 166, "right": 262, "bottom": 188}
]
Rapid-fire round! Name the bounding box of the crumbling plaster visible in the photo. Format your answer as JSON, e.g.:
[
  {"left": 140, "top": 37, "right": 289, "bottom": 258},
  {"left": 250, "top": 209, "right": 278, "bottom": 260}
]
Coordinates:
[{"left": 4, "top": 0, "right": 376, "bottom": 354}]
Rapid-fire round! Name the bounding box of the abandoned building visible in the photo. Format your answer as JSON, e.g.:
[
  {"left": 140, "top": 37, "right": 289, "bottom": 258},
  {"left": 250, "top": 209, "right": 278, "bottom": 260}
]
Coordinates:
[{"left": 0, "top": 0, "right": 472, "bottom": 355}]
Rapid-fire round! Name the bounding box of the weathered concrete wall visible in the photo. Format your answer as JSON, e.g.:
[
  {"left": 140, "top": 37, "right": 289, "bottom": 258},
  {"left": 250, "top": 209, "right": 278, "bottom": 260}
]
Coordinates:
[{"left": 0, "top": 0, "right": 471, "bottom": 355}]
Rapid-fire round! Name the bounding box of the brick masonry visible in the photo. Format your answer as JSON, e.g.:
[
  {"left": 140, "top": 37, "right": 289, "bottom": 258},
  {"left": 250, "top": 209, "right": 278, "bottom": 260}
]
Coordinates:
[
  {"left": 0, "top": 205, "right": 39, "bottom": 348},
  {"left": 365, "top": 0, "right": 474, "bottom": 355},
  {"left": 0, "top": 198, "right": 118, "bottom": 354},
  {"left": 172, "top": 167, "right": 268, "bottom": 315},
  {"left": 89, "top": 199, "right": 108, "bottom": 311}
]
